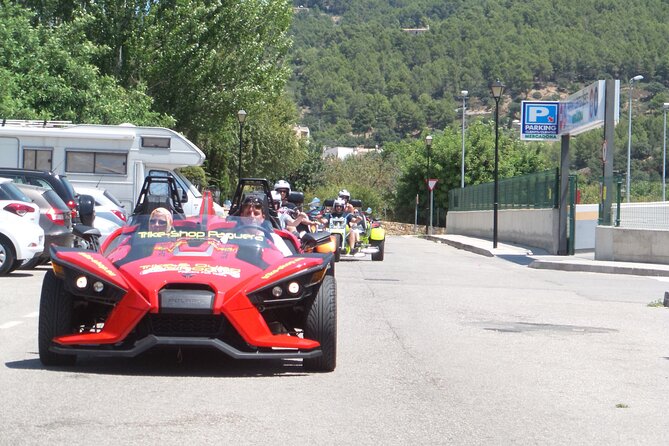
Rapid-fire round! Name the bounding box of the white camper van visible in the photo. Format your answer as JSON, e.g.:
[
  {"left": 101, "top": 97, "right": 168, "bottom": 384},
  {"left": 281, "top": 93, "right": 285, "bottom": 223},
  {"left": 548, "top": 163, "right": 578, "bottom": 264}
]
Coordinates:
[{"left": 0, "top": 120, "right": 212, "bottom": 216}]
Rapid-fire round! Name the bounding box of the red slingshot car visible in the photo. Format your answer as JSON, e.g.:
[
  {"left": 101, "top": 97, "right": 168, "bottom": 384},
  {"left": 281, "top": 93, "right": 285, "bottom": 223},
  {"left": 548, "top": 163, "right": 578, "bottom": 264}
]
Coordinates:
[{"left": 38, "top": 177, "right": 337, "bottom": 372}]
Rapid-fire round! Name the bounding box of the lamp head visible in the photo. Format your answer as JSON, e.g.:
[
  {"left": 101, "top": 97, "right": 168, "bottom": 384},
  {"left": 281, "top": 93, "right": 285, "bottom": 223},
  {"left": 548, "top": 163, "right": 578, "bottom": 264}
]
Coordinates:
[
  {"left": 425, "top": 135, "right": 433, "bottom": 146},
  {"left": 461, "top": 90, "right": 468, "bottom": 97},
  {"left": 630, "top": 75, "right": 643, "bottom": 83},
  {"left": 489, "top": 80, "right": 505, "bottom": 99},
  {"left": 663, "top": 102, "right": 669, "bottom": 110},
  {"left": 237, "top": 109, "right": 247, "bottom": 124}
]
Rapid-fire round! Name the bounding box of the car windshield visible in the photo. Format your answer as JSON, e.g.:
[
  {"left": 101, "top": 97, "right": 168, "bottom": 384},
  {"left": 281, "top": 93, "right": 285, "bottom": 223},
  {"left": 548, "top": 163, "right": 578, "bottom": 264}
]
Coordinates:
[
  {"left": 103, "top": 215, "right": 285, "bottom": 269},
  {"left": 103, "top": 189, "right": 124, "bottom": 207},
  {"left": 42, "top": 189, "right": 69, "bottom": 211},
  {"left": 59, "top": 175, "right": 77, "bottom": 200},
  {"left": 0, "top": 182, "right": 31, "bottom": 202}
]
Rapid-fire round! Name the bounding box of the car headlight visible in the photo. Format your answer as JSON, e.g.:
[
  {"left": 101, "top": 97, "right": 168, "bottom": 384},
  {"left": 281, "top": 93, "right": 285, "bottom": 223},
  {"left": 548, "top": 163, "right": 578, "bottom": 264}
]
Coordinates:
[
  {"left": 52, "top": 261, "right": 126, "bottom": 305},
  {"left": 248, "top": 267, "right": 326, "bottom": 309}
]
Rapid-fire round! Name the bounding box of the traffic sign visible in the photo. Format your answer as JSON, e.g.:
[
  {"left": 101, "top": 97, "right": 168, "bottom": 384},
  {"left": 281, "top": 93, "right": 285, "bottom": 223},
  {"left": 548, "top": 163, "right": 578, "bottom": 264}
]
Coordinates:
[
  {"left": 521, "top": 101, "right": 559, "bottom": 141},
  {"left": 427, "top": 179, "right": 438, "bottom": 191}
]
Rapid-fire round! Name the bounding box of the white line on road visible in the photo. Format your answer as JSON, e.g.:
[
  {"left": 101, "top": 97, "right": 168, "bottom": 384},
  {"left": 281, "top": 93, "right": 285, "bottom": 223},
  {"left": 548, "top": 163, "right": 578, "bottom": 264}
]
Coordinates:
[
  {"left": 0, "top": 321, "right": 23, "bottom": 329},
  {"left": 23, "top": 312, "right": 39, "bottom": 318}
]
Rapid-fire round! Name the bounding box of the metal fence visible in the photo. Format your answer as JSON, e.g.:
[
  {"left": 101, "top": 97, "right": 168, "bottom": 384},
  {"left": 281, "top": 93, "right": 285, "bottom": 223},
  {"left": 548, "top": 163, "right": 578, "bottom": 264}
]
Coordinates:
[
  {"left": 600, "top": 177, "right": 669, "bottom": 229},
  {"left": 448, "top": 169, "right": 559, "bottom": 211}
]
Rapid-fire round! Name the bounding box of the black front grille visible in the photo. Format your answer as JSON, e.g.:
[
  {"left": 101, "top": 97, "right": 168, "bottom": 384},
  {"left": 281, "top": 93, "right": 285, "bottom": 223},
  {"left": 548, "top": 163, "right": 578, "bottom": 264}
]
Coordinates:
[{"left": 147, "top": 314, "right": 225, "bottom": 337}]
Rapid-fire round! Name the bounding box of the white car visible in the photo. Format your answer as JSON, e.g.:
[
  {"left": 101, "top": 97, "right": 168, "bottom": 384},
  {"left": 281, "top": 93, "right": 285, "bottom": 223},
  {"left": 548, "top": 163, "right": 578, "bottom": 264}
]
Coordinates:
[
  {"left": 75, "top": 186, "right": 128, "bottom": 243},
  {"left": 0, "top": 178, "right": 44, "bottom": 275}
]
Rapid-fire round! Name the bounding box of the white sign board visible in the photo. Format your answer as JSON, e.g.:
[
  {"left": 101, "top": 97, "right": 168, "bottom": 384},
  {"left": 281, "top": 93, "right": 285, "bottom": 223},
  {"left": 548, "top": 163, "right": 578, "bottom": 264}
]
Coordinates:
[{"left": 558, "top": 80, "right": 619, "bottom": 136}]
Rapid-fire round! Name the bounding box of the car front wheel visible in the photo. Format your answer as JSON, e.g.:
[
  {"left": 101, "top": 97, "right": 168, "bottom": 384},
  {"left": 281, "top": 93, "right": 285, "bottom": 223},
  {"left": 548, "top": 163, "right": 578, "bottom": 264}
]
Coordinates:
[
  {"left": 38, "top": 270, "right": 77, "bottom": 366},
  {"left": 303, "top": 275, "right": 337, "bottom": 372}
]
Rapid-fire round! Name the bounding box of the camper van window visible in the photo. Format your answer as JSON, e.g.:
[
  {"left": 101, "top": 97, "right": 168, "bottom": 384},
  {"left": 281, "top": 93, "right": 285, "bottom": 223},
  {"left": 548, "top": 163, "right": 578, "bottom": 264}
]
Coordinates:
[
  {"left": 23, "top": 148, "right": 53, "bottom": 170},
  {"left": 141, "top": 136, "right": 171, "bottom": 149},
  {"left": 66, "top": 151, "right": 127, "bottom": 175}
]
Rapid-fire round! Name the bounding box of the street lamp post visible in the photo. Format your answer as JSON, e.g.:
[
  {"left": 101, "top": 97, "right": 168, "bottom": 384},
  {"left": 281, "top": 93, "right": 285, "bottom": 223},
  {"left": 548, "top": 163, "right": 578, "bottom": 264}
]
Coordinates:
[
  {"left": 662, "top": 102, "right": 669, "bottom": 201},
  {"left": 461, "top": 90, "right": 468, "bottom": 188},
  {"left": 237, "top": 109, "right": 247, "bottom": 181},
  {"left": 425, "top": 135, "right": 433, "bottom": 235},
  {"left": 489, "top": 80, "right": 505, "bottom": 249},
  {"left": 626, "top": 75, "right": 643, "bottom": 203}
]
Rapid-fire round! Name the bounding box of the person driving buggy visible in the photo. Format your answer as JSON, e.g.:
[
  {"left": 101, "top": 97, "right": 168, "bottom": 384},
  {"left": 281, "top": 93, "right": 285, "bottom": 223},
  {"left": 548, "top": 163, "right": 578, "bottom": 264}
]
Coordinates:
[
  {"left": 322, "top": 198, "right": 361, "bottom": 254},
  {"left": 239, "top": 194, "right": 294, "bottom": 256}
]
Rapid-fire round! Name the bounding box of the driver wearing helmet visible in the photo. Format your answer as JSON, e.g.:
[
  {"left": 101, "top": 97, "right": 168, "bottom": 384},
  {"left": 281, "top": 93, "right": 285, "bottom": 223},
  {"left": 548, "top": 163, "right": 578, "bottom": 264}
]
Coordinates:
[
  {"left": 339, "top": 189, "right": 357, "bottom": 214},
  {"left": 239, "top": 194, "right": 293, "bottom": 256},
  {"left": 322, "top": 198, "right": 361, "bottom": 254},
  {"left": 274, "top": 179, "right": 296, "bottom": 210}
]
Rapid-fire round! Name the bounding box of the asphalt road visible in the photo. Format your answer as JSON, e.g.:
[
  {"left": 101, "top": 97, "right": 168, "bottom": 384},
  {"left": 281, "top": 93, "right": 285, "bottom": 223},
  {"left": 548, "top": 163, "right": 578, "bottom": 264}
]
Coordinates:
[{"left": 2, "top": 236, "right": 669, "bottom": 445}]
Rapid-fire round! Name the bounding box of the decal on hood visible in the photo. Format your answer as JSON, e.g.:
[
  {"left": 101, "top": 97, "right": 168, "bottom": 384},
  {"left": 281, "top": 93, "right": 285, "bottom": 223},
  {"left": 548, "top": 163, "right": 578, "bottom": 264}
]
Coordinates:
[
  {"left": 78, "top": 252, "right": 117, "bottom": 277},
  {"left": 261, "top": 258, "right": 301, "bottom": 280},
  {"left": 139, "top": 263, "right": 241, "bottom": 278}
]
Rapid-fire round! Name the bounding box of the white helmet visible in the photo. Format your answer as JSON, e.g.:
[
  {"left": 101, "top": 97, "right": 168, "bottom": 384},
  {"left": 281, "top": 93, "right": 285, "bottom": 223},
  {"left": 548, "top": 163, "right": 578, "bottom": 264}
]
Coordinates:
[
  {"left": 271, "top": 190, "right": 282, "bottom": 206},
  {"left": 333, "top": 198, "right": 346, "bottom": 213},
  {"left": 338, "top": 189, "right": 350, "bottom": 201},
  {"left": 274, "top": 180, "right": 291, "bottom": 194}
]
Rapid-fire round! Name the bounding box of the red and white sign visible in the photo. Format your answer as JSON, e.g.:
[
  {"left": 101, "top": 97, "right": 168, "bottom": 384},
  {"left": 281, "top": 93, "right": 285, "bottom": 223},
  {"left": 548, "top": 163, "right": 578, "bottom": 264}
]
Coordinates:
[{"left": 427, "top": 179, "right": 438, "bottom": 191}]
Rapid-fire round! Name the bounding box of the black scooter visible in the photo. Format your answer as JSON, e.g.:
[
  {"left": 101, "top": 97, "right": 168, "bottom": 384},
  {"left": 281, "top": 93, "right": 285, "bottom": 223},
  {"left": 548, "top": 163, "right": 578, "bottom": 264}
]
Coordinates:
[{"left": 72, "top": 194, "right": 101, "bottom": 252}]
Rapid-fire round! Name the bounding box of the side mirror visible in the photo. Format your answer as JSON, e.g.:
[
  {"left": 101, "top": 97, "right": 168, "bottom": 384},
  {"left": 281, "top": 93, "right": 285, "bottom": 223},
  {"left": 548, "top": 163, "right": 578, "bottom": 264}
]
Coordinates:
[{"left": 77, "top": 194, "right": 96, "bottom": 226}]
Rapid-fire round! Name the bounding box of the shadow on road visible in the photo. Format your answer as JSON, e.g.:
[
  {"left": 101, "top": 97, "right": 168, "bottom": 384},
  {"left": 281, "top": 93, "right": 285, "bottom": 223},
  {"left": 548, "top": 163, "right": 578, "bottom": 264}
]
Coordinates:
[
  {"left": 496, "top": 254, "right": 535, "bottom": 266},
  {"left": 5, "top": 349, "right": 317, "bottom": 378}
]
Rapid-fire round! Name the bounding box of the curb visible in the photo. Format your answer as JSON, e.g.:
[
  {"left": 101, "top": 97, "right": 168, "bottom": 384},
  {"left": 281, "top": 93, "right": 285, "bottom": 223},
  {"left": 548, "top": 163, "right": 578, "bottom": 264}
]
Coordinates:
[
  {"left": 528, "top": 259, "right": 669, "bottom": 277},
  {"left": 419, "top": 234, "right": 669, "bottom": 277},
  {"left": 422, "top": 235, "right": 493, "bottom": 257}
]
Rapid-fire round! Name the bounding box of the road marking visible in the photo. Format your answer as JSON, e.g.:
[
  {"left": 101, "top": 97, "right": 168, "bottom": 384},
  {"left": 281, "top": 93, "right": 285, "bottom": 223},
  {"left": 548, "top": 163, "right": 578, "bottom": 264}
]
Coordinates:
[
  {"left": 23, "top": 312, "right": 39, "bottom": 318},
  {"left": 0, "top": 321, "right": 23, "bottom": 329}
]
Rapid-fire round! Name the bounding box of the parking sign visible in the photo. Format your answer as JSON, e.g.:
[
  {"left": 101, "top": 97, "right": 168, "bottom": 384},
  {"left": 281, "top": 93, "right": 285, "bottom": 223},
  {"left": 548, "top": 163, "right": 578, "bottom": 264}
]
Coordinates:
[{"left": 521, "top": 101, "right": 559, "bottom": 141}]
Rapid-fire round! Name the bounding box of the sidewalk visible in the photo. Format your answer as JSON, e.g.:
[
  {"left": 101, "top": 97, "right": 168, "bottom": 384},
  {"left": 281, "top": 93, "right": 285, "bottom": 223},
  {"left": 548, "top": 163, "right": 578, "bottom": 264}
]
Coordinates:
[{"left": 423, "top": 234, "right": 669, "bottom": 277}]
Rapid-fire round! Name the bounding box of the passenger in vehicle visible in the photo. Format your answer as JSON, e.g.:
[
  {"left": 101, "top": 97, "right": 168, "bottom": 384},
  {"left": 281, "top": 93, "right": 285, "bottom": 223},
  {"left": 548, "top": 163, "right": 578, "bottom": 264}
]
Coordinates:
[
  {"left": 274, "top": 179, "right": 296, "bottom": 210},
  {"left": 149, "top": 207, "right": 173, "bottom": 233}
]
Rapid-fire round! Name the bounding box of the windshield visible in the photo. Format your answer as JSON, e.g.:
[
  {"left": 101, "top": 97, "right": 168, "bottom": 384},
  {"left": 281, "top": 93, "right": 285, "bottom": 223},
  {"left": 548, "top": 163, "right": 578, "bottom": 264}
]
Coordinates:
[
  {"left": 59, "top": 175, "right": 77, "bottom": 200},
  {"left": 0, "top": 182, "right": 31, "bottom": 202},
  {"left": 104, "top": 215, "right": 285, "bottom": 269}
]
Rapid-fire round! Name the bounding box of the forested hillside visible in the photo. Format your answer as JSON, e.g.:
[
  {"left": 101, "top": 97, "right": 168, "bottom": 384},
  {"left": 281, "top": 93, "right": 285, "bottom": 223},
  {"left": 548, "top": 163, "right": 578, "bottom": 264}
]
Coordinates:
[
  {"left": 3, "top": 1, "right": 669, "bottom": 221},
  {"left": 290, "top": 0, "right": 669, "bottom": 147}
]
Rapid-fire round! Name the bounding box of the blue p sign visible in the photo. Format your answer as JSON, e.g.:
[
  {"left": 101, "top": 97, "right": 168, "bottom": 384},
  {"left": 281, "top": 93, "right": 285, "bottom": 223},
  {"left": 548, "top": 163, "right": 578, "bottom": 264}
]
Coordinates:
[
  {"left": 526, "top": 104, "right": 557, "bottom": 124},
  {"left": 521, "top": 101, "right": 559, "bottom": 141}
]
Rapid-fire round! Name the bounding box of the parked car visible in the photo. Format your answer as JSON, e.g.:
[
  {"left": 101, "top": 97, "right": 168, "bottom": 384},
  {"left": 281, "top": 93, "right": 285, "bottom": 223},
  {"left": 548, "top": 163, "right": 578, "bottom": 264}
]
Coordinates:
[
  {"left": 15, "top": 184, "right": 74, "bottom": 268},
  {"left": 74, "top": 186, "right": 127, "bottom": 243},
  {"left": 0, "top": 178, "right": 44, "bottom": 275},
  {"left": 0, "top": 169, "right": 79, "bottom": 219},
  {"left": 74, "top": 186, "right": 128, "bottom": 222}
]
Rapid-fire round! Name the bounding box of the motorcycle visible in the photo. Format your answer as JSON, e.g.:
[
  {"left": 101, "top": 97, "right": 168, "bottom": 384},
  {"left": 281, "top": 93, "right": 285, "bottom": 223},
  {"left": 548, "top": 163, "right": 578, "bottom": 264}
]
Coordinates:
[{"left": 72, "top": 194, "right": 101, "bottom": 252}]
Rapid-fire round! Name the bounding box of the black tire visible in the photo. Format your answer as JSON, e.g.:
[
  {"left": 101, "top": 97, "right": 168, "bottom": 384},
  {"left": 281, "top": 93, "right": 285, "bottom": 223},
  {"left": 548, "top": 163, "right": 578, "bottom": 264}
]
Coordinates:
[
  {"left": 333, "top": 234, "right": 342, "bottom": 262},
  {"left": 38, "top": 270, "right": 77, "bottom": 366},
  {"left": 371, "top": 239, "right": 385, "bottom": 261},
  {"left": 303, "top": 275, "right": 337, "bottom": 372},
  {"left": 0, "top": 236, "right": 16, "bottom": 276}
]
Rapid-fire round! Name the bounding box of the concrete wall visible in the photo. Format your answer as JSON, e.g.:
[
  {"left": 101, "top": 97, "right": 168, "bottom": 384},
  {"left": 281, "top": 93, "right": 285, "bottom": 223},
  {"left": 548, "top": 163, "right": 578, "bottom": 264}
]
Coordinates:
[
  {"left": 595, "top": 226, "right": 669, "bottom": 264},
  {"left": 446, "top": 209, "right": 560, "bottom": 254}
]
